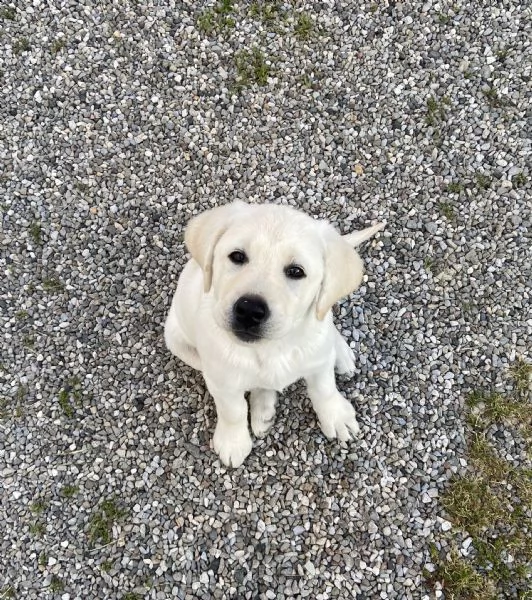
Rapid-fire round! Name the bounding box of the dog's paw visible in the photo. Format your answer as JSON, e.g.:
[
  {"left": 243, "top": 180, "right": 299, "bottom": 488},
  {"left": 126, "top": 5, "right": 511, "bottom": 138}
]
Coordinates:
[
  {"left": 250, "top": 389, "right": 277, "bottom": 437},
  {"left": 317, "top": 395, "right": 360, "bottom": 442},
  {"left": 335, "top": 338, "right": 356, "bottom": 376},
  {"left": 212, "top": 423, "right": 252, "bottom": 468}
]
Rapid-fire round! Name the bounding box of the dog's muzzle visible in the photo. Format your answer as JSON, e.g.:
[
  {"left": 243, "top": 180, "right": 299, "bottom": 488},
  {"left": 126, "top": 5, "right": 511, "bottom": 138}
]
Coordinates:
[{"left": 231, "top": 295, "right": 270, "bottom": 342}]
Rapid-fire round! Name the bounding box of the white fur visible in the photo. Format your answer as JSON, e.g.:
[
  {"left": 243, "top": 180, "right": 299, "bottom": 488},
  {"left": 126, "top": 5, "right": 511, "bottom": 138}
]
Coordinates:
[{"left": 164, "top": 202, "right": 384, "bottom": 467}]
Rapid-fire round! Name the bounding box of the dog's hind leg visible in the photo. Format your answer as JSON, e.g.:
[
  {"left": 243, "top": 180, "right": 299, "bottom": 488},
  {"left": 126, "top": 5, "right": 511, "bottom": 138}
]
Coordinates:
[
  {"left": 164, "top": 311, "right": 202, "bottom": 371},
  {"left": 334, "top": 329, "right": 355, "bottom": 376},
  {"left": 249, "top": 389, "right": 277, "bottom": 437}
]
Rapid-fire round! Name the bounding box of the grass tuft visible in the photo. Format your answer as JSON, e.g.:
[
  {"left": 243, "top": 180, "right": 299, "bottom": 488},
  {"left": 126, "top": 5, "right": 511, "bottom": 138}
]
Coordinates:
[
  {"left": 426, "top": 95, "right": 450, "bottom": 126},
  {"left": 483, "top": 87, "right": 504, "bottom": 107},
  {"left": 42, "top": 277, "right": 64, "bottom": 292},
  {"left": 511, "top": 173, "right": 527, "bottom": 189},
  {"left": 30, "top": 500, "right": 47, "bottom": 514},
  {"left": 197, "top": 0, "right": 235, "bottom": 35},
  {"left": 57, "top": 377, "right": 83, "bottom": 418},
  {"left": 439, "top": 201, "right": 456, "bottom": 220},
  {"left": 445, "top": 182, "right": 463, "bottom": 194},
  {"left": 89, "top": 498, "right": 127, "bottom": 545},
  {"left": 234, "top": 47, "right": 270, "bottom": 90},
  {"left": 510, "top": 358, "right": 531, "bottom": 399},
  {"left": 28, "top": 222, "right": 42, "bottom": 244},
  {"left": 427, "top": 546, "right": 489, "bottom": 599},
  {"left": 0, "top": 7, "right": 16, "bottom": 19},
  {"left": 250, "top": 0, "right": 285, "bottom": 26},
  {"left": 61, "top": 484, "right": 79, "bottom": 498},
  {"left": 51, "top": 39, "right": 66, "bottom": 54},
  {"left": 475, "top": 173, "right": 491, "bottom": 190},
  {"left": 29, "top": 522, "right": 46, "bottom": 537},
  {"left": 13, "top": 38, "right": 30, "bottom": 54},
  {"left": 294, "top": 12, "right": 313, "bottom": 39},
  {"left": 49, "top": 575, "right": 64, "bottom": 593}
]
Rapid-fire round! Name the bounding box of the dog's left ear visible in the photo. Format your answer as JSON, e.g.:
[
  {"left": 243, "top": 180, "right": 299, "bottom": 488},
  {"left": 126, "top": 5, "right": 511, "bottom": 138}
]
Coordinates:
[
  {"left": 185, "top": 201, "right": 248, "bottom": 292},
  {"left": 316, "top": 222, "right": 385, "bottom": 321}
]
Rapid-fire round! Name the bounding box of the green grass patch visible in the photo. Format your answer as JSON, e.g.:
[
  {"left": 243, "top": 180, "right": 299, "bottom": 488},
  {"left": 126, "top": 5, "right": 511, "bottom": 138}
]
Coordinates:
[
  {"left": 483, "top": 86, "right": 504, "bottom": 107},
  {"left": 510, "top": 358, "right": 532, "bottom": 399},
  {"left": 250, "top": 0, "right": 285, "bottom": 26},
  {"left": 28, "top": 222, "right": 42, "bottom": 244},
  {"left": 197, "top": 0, "right": 235, "bottom": 35},
  {"left": 439, "top": 201, "right": 456, "bottom": 220},
  {"left": 13, "top": 38, "right": 30, "bottom": 54},
  {"left": 426, "top": 359, "right": 532, "bottom": 598},
  {"left": 29, "top": 522, "right": 46, "bottom": 537},
  {"left": 49, "top": 575, "right": 64, "bottom": 593},
  {"left": 0, "top": 7, "right": 16, "bottom": 19},
  {"left": 427, "top": 545, "right": 488, "bottom": 599},
  {"left": 101, "top": 560, "right": 113, "bottom": 573},
  {"left": 0, "top": 587, "right": 16, "bottom": 599},
  {"left": 1, "top": 385, "right": 26, "bottom": 420},
  {"left": 467, "top": 390, "right": 531, "bottom": 427},
  {"left": 475, "top": 173, "right": 491, "bottom": 190},
  {"left": 75, "top": 182, "right": 90, "bottom": 193},
  {"left": 511, "top": 173, "right": 527, "bottom": 189},
  {"left": 497, "top": 48, "right": 510, "bottom": 62},
  {"left": 423, "top": 257, "right": 435, "bottom": 273},
  {"left": 234, "top": 47, "right": 270, "bottom": 90},
  {"left": 0, "top": 397, "right": 9, "bottom": 420},
  {"left": 294, "top": 12, "right": 313, "bottom": 39},
  {"left": 426, "top": 95, "right": 450, "bottom": 126},
  {"left": 58, "top": 389, "right": 74, "bottom": 417},
  {"left": 445, "top": 182, "right": 463, "bottom": 194},
  {"left": 57, "top": 377, "right": 83, "bottom": 418},
  {"left": 51, "top": 39, "right": 66, "bottom": 54},
  {"left": 22, "top": 335, "right": 34, "bottom": 349},
  {"left": 89, "top": 498, "right": 127, "bottom": 545},
  {"left": 42, "top": 277, "right": 64, "bottom": 292},
  {"left": 30, "top": 500, "right": 47, "bottom": 514},
  {"left": 61, "top": 484, "right": 79, "bottom": 498},
  {"left": 437, "top": 12, "right": 452, "bottom": 24}
]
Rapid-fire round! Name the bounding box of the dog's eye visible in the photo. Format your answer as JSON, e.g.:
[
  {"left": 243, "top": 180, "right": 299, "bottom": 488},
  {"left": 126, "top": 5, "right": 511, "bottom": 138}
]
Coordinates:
[
  {"left": 284, "top": 265, "right": 306, "bottom": 280},
  {"left": 228, "top": 250, "right": 248, "bottom": 265}
]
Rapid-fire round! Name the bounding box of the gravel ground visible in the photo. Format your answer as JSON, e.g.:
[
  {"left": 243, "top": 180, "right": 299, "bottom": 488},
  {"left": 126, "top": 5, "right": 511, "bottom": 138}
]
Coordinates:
[{"left": 1, "top": 1, "right": 530, "bottom": 598}]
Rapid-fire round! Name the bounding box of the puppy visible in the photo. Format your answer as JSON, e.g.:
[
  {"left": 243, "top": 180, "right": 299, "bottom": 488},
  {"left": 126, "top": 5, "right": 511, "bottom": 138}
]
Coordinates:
[{"left": 164, "top": 202, "right": 384, "bottom": 467}]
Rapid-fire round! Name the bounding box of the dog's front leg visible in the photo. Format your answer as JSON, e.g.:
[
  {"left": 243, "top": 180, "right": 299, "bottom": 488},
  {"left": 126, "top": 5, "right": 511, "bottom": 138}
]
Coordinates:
[
  {"left": 204, "top": 377, "right": 252, "bottom": 468},
  {"left": 305, "top": 360, "right": 360, "bottom": 442}
]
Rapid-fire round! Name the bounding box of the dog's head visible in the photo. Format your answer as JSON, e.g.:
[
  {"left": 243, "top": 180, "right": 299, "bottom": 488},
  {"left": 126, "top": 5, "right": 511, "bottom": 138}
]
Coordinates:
[{"left": 185, "top": 202, "right": 384, "bottom": 343}]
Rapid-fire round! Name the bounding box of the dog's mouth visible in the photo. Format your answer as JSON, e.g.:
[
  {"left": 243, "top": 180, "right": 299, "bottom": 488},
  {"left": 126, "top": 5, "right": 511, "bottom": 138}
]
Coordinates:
[{"left": 231, "top": 327, "right": 264, "bottom": 343}]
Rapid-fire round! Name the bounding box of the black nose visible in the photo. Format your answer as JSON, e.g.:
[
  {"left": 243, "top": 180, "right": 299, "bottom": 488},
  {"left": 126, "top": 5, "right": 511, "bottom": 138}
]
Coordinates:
[{"left": 232, "top": 295, "right": 270, "bottom": 339}]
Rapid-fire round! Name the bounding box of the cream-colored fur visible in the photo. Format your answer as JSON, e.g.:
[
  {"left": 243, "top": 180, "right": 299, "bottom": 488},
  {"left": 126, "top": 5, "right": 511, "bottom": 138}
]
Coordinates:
[{"left": 164, "top": 202, "right": 384, "bottom": 467}]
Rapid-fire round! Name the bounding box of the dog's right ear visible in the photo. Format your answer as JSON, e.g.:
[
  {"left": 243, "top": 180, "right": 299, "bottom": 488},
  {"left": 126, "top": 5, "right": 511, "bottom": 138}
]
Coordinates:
[{"left": 185, "top": 201, "right": 248, "bottom": 292}]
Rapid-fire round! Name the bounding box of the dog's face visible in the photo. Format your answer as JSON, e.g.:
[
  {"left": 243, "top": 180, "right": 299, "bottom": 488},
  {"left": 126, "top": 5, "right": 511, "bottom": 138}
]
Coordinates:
[
  {"left": 210, "top": 214, "right": 325, "bottom": 341},
  {"left": 185, "top": 202, "right": 383, "bottom": 343}
]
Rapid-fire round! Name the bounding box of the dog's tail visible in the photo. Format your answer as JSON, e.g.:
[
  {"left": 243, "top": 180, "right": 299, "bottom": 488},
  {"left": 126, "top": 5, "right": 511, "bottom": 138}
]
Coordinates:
[{"left": 343, "top": 222, "right": 386, "bottom": 247}]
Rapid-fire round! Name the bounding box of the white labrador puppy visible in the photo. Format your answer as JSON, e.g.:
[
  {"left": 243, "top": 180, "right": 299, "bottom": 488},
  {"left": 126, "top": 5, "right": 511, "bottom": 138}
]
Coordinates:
[{"left": 164, "top": 202, "right": 384, "bottom": 467}]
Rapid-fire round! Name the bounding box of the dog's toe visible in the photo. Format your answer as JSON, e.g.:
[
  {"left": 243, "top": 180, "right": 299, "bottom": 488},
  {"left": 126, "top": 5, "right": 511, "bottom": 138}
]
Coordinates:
[
  {"left": 213, "top": 423, "right": 252, "bottom": 468},
  {"left": 250, "top": 389, "right": 277, "bottom": 437},
  {"left": 318, "top": 395, "right": 360, "bottom": 442},
  {"left": 335, "top": 341, "right": 356, "bottom": 376},
  {"left": 251, "top": 414, "right": 275, "bottom": 437}
]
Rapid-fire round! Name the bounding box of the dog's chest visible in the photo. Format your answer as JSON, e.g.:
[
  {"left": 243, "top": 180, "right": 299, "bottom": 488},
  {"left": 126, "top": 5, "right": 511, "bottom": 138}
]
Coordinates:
[{"left": 244, "top": 350, "right": 322, "bottom": 391}]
